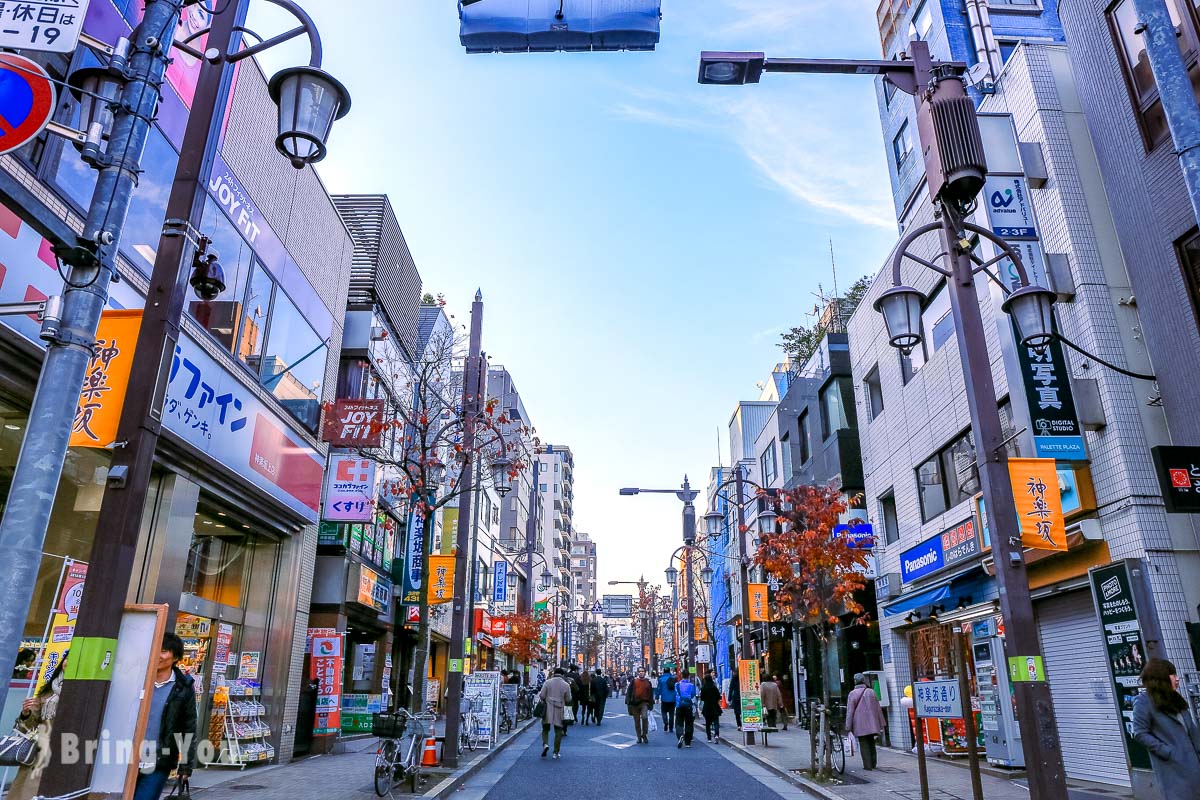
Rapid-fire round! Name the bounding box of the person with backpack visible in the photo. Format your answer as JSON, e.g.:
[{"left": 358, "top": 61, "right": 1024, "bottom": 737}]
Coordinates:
[
  {"left": 675, "top": 672, "right": 698, "bottom": 748},
  {"left": 625, "top": 667, "right": 655, "bottom": 743},
  {"left": 657, "top": 668, "right": 677, "bottom": 734}
]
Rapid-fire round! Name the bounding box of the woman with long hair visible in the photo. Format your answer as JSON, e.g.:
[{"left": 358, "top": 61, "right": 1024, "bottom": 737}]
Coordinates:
[
  {"left": 1132, "top": 658, "right": 1200, "bottom": 799},
  {"left": 7, "top": 653, "right": 67, "bottom": 800}
]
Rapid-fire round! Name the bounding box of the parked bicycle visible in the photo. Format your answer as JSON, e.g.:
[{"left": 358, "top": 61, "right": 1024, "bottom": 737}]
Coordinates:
[
  {"left": 373, "top": 707, "right": 435, "bottom": 796},
  {"left": 516, "top": 686, "right": 536, "bottom": 720},
  {"left": 812, "top": 701, "right": 846, "bottom": 776},
  {"left": 458, "top": 697, "right": 484, "bottom": 753},
  {"left": 499, "top": 698, "right": 515, "bottom": 734}
]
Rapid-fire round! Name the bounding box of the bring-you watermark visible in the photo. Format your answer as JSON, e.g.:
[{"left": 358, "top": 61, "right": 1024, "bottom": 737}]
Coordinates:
[{"left": 44, "top": 733, "right": 216, "bottom": 771}]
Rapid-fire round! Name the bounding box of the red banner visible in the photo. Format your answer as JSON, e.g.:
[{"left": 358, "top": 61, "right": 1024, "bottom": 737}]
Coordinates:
[
  {"left": 321, "top": 399, "right": 386, "bottom": 448},
  {"left": 308, "top": 628, "right": 344, "bottom": 735}
]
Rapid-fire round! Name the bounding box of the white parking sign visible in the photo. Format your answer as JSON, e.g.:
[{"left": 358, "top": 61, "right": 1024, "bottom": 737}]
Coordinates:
[{"left": 0, "top": 0, "right": 90, "bottom": 53}]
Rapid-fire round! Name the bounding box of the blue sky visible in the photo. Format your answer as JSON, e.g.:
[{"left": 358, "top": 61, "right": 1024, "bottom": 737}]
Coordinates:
[{"left": 251, "top": 0, "right": 899, "bottom": 590}]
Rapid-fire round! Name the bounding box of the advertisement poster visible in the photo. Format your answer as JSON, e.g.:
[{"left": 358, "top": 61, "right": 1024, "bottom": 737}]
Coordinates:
[
  {"left": 56, "top": 560, "right": 87, "bottom": 619},
  {"left": 37, "top": 560, "right": 88, "bottom": 693},
  {"left": 323, "top": 456, "right": 377, "bottom": 522},
  {"left": 69, "top": 310, "right": 141, "bottom": 448},
  {"left": 340, "top": 693, "right": 374, "bottom": 732},
  {"left": 239, "top": 651, "right": 260, "bottom": 680},
  {"left": 464, "top": 671, "right": 502, "bottom": 746},
  {"left": 1090, "top": 563, "right": 1152, "bottom": 770},
  {"left": 309, "top": 629, "right": 344, "bottom": 735},
  {"left": 214, "top": 623, "right": 234, "bottom": 667},
  {"left": 739, "top": 659, "right": 763, "bottom": 732}
]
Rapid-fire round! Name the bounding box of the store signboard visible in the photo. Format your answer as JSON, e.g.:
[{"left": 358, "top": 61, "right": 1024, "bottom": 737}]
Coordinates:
[
  {"left": 401, "top": 509, "right": 427, "bottom": 604},
  {"left": 323, "top": 456, "right": 377, "bottom": 522},
  {"left": 309, "top": 629, "right": 344, "bottom": 735},
  {"left": 1150, "top": 445, "right": 1200, "bottom": 513},
  {"left": 913, "top": 679, "right": 963, "bottom": 719},
  {"left": 738, "top": 659, "right": 763, "bottom": 732},
  {"left": 900, "top": 519, "right": 980, "bottom": 584},
  {"left": 493, "top": 560, "right": 508, "bottom": 604},
  {"left": 355, "top": 564, "right": 391, "bottom": 613},
  {"left": 321, "top": 399, "right": 385, "bottom": 447},
  {"left": 69, "top": 310, "right": 142, "bottom": 448},
  {"left": 833, "top": 521, "right": 875, "bottom": 549},
  {"left": 1090, "top": 561, "right": 1152, "bottom": 770}
]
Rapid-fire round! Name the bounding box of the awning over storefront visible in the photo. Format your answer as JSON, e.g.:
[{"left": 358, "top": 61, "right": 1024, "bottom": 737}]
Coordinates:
[{"left": 882, "top": 583, "right": 951, "bottom": 617}]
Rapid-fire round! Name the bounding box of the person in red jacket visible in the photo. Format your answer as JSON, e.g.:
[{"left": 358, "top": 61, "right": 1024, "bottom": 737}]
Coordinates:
[{"left": 624, "top": 667, "right": 655, "bottom": 743}]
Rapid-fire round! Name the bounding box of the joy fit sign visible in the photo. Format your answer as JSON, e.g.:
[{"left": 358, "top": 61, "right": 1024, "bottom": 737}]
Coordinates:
[{"left": 321, "top": 399, "right": 385, "bottom": 448}]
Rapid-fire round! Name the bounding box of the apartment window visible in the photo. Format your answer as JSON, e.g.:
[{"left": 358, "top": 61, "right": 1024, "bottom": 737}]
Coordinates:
[
  {"left": 780, "top": 431, "right": 794, "bottom": 478},
  {"left": 893, "top": 119, "right": 914, "bottom": 168},
  {"left": 1178, "top": 229, "right": 1200, "bottom": 328},
  {"left": 911, "top": 1, "right": 934, "bottom": 39},
  {"left": 998, "top": 40, "right": 1019, "bottom": 64},
  {"left": 879, "top": 492, "right": 900, "bottom": 545},
  {"left": 916, "top": 428, "right": 978, "bottom": 521},
  {"left": 864, "top": 366, "right": 884, "bottom": 420},
  {"left": 820, "top": 378, "right": 850, "bottom": 439},
  {"left": 798, "top": 411, "right": 812, "bottom": 464},
  {"left": 988, "top": 0, "right": 1040, "bottom": 6},
  {"left": 540, "top": 484, "right": 547, "bottom": 492},
  {"left": 760, "top": 440, "right": 779, "bottom": 486},
  {"left": 884, "top": 78, "right": 898, "bottom": 107},
  {"left": 1109, "top": 0, "right": 1200, "bottom": 148},
  {"left": 922, "top": 282, "right": 954, "bottom": 360}
]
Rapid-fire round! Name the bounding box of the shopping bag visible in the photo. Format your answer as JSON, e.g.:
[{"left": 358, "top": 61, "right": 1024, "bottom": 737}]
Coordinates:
[
  {"left": 563, "top": 704, "right": 575, "bottom": 723},
  {"left": 648, "top": 711, "right": 658, "bottom": 732},
  {"left": 846, "top": 734, "right": 856, "bottom": 757}
]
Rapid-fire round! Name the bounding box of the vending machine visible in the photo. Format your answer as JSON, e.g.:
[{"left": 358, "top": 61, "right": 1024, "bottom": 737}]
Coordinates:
[{"left": 971, "top": 619, "right": 1024, "bottom": 768}]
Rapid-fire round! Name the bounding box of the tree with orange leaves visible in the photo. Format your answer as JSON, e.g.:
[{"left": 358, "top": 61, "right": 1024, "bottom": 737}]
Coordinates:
[
  {"left": 496, "top": 609, "right": 554, "bottom": 668},
  {"left": 754, "top": 483, "right": 871, "bottom": 779}
]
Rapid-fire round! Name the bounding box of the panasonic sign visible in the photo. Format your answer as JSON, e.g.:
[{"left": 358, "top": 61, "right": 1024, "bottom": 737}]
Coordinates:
[{"left": 900, "top": 536, "right": 946, "bottom": 583}]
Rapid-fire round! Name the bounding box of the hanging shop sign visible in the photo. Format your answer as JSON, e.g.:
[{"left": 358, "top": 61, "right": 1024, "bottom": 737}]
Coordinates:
[
  {"left": 739, "top": 659, "right": 763, "bottom": 732},
  {"left": 68, "top": 310, "right": 142, "bottom": 448},
  {"left": 309, "top": 629, "right": 343, "bottom": 735},
  {"left": 321, "top": 399, "right": 386, "bottom": 448},
  {"left": 428, "top": 554, "right": 455, "bottom": 605},
  {"left": 492, "top": 560, "right": 508, "bottom": 604},
  {"left": 1015, "top": 334, "right": 1086, "bottom": 461},
  {"left": 833, "top": 521, "right": 876, "bottom": 549},
  {"left": 355, "top": 564, "right": 391, "bottom": 613},
  {"left": 401, "top": 508, "right": 427, "bottom": 604},
  {"left": 1150, "top": 445, "right": 1200, "bottom": 513},
  {"left": 747, "top": 583, "right": 770, "bottom": 622},
  {"left": 1089, "top": 561, "right": 1153, "bottom": 770},
  {"left": 323, "top": 456, "right": 377, "bottom": 522},
  {"left": 1008, "top": 458, "right": 1068, "bottom": 551},
  {"left": 899, "top": 518, "right": 981, "bottom": 585}
]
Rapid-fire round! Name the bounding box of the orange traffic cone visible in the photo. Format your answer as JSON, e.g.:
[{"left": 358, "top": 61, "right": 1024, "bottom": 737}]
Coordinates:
[{"left": 421, "top": 736, "right": 439, "bottom": 767}]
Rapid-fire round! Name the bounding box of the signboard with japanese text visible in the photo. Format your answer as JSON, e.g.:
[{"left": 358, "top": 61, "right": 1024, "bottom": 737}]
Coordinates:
[
  {"left": 1008, "top": 458, "right": 1068, "bottom": 551},
  {"left": 1090, "top": 562, "right": 1153, "bottom": 770},
  {"left": 747, "top": 583, "right": 770, "bottom": 622},
  {"left": 238, "top": 651, "right": 260, "bottom": 680},
  {"left": 694, "top": 618, "right": 707, "bottom": 641},
  {"left": 1016, "top": 335, "right": 1086, "bottom": 460},
  {"left": 1151, "top": 445, "right": 1200, "bottom": 513},
  {"left": 428, "top": 554, "right": 454, "bottom": 604},
  {"left": 309, "top": 629, "right": 343, "bottom": 735},
  {"left": 833, "top": 521, "right": 876, "bottom": 549},
  {"left": 900, "top": 519, "right": 980, "bottom": 584},
  {"left": 321, "top": 399, "right": 385, "bottom": 448},
  {"left": 0, "top": 0, "right": 90, "bottom": 52},
  {"left": 355, "top": 564, "right": 390, "bottom": 613},
  {"left": 739, "top": 659, "right": 763, "bottom": 732},
  {"left": 36, "top": 560, "right": 87, "bottom": 693},
  {"left": 69, "top": 310, "right": 141, "bottom": 448},
  {"left": 323, "top": 456, "right": 377, "bottom": 522},
  {"left": 983, "top": 176, "right": 1039, "bottom": 242},
  {"left": 913, "top": 679, "right": 963, "bottom": 719},
  {"left": 492, "top": 561, "right": 508, "bottom": 604},
  {"left": 0, "top": 54, "right": 56, "bottom": 155}
]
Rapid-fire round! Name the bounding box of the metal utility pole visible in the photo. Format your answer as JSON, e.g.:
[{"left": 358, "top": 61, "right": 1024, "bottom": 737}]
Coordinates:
[
  {"left": 0, "top": 0, "right": 187, "bottom": 700},
  {"left": 443, "top": 292, "right": 485, "bottom": 769},
  {"left": 732, "top": 464, "right": 756, "bottom": 745},
  {"left": 1133, "top": 0, "right": 1200, "bottom": 232}
]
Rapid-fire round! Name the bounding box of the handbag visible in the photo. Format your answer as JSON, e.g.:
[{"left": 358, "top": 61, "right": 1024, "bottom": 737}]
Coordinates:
[
  {"left": 0, "top": 728, "right": 38, "bottom": 768},
  {"left": 533, "top": 698, "right": 547, "bottom": 718},
  {"left": 563, "top": 704, "right": 575, "bottom": 723}
]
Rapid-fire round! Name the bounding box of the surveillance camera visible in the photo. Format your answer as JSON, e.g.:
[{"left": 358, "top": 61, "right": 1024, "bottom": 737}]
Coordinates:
[
  {"left": 1008, "top": 551, "right": 1023, "bottom": 567},
  {"left": 190, "top": 247, "right": 226, "bottom": 302}
]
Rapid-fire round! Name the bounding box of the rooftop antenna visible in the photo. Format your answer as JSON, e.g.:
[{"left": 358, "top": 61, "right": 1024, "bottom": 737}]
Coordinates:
[
  {"left": 717, "top": 426, "right": 724, "bottom": 468},
  {"left": 829, "top": 239, "right": 844, "bottom": 331}
]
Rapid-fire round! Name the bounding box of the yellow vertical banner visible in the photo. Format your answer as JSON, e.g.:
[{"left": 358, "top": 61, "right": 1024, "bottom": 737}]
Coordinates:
[
  {"left": 440, "top": 508, "right": 459, "bottom": 554},
  {"left": 654, "top": 637, "right": 664, "bottom": 655},
  {"left": 748, "top": 583, "right": 770, "bottom": 621},
  {"left": 69, "top": 310, "right": 142, "bottom": 448},
  {"left": 1009, "top": 458, "right": 1068, "bottom": 551},
  {"left": 428, "top": 554, "right": 455, "bottom": 603},
  {"left": 694, "top": 618, "right": 708, "bottom": 641}
]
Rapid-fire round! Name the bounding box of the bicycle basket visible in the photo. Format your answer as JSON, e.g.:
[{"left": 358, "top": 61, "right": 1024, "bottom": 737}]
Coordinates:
[{"left": 372, "top": 712, "right": 406, "bottom": 738}]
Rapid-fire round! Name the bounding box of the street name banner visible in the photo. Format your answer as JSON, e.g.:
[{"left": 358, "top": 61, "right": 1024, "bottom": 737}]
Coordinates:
[
  {"left": 747, "top": 583, "right": 770, "bottom": 622},
  {"left": 739, "top": 659, "right": 763, "bottom": 732},
  {"left": 913, "top": 679, "right": 963, "bottom": 718},
  {"left": 1089, "top": 561, "right": 1152, "bottom": 770},
  {"left": 70, "top": 310, "right": 141, "bottom": 448},
  {"left": 1008, "top": 458, "right": 1068, "bottom": 551},
  {"left": 429, "top": 554, "right": 455, "bottom": 605}
]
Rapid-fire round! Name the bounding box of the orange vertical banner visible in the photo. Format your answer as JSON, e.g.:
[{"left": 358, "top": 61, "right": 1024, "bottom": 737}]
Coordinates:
[
  {"left": 748, "top": 583, "right": 770, "bottom": 621},
  {"left": 428, "top": 554, "right": 455, "bottom": 604},
  {"left": 1009, "top": 458, "right": 1068, "bottom": 551},
  {"left": 694, "top": 618, "right": 708, "bottom": 641},
  {"left": 654, "top": 637, "right": 664, "bottom": 655},
  {"left": 69, "top": 310, "right": 142, "bottom": 448}
]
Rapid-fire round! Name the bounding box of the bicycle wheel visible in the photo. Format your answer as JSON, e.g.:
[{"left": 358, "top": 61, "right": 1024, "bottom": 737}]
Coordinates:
[
  {"left": 375, "top": 739, "right": 398, "bottom": 797},
  {"left": 407, "top": 740, "right": 422, "bottom": 795},
  {"left": 830, "top": 733, "right": 846, "bottom": 775}
]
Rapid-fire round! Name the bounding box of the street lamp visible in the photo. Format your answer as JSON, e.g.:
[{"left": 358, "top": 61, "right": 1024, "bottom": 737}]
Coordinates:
[
  {"left": 269, "top": 66, "right": 352, "bottom": 168},
  {"left": 700, "top": 565, "right": 714, "bottom": 587},
  {"left": 489, "top": 455, "right": 514, "bottom": 496},
  {"left": 697, "top": 39, "right": 1068, "bottom": 799},
  {"left": 665, "top": 566, "right": 678, "bottom": 587}
]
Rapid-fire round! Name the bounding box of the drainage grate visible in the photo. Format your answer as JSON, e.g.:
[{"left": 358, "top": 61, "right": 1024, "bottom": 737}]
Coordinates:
[
  {"left": 228, "top": 785, "right": 267, "bottom": 791},
  {"left": 875, "top": 766, "right": 906, "bottom": 774}
]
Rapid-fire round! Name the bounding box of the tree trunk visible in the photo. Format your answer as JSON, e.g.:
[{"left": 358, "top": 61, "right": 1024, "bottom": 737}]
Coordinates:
[{"left": 820, "top": 634, "right": 833, "bottom": 780}]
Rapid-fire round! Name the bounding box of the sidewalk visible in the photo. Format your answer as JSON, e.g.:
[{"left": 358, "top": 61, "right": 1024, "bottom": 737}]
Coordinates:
[
  {"left": 188, "top": 719, "right": 536, "bottom": 799},
  {"left": 716, "top": 725, "right": 1132, "bottom": 800}
]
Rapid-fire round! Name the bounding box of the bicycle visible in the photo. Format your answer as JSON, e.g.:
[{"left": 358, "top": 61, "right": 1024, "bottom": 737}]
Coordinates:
[
  {"left": 812, "top": 701, "right": 846, "bottom": 776},
  {"left": 459, "top": 709, "right": 483, "bottom": 753},
  {"left": 373, "top": 708, "right": 435, "bottom": 797},
  {"left": 516, "top": 687, "right": 536, "bottom": 721},
  {"left": 499, "top": 699, "right": 515, "bottom": 734}
]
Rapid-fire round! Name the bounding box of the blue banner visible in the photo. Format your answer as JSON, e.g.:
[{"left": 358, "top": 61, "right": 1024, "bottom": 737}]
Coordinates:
[
  {"left": 402, "top": 509, "right": 426, "bottom": 605},
  {"left": 493, "top": 561, "right": 508, "bottom": 604}
]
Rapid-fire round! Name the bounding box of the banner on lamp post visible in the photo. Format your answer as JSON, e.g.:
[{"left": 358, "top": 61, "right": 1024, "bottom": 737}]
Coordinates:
[
  {"left": 428, "top": 554, "right": 455, "bottom": 605},
  {"left": 70, "top": 310, "right": 142, "bottom": 448},
  {"left": 1008, "top": 458, "right": 1068, "bottom": 551},
  {"left": 747, "top": 583, "right": 770, "bottom": 622},
  {"left": 402, "top": 508, "right": 427, "bottom": 604}
]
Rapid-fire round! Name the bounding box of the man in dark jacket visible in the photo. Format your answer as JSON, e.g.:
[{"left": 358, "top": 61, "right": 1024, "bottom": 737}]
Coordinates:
[
  {"left": 564, "top": 663, "right": 582, "bottom": 732},
  {"left": 134, "top": 632, "right": 198, "bottom": 800},
  {"left": 591, "top": 669, "right": 610, "bottom": 726}
]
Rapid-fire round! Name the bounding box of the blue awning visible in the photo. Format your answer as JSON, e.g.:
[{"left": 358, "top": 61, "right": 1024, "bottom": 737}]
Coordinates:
[{"left": 882, "top": 583, "right": 952, "bottom": 617}]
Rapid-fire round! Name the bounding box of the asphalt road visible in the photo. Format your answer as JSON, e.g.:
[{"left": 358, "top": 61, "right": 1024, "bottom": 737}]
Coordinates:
[{"left": 453, "top": 710, "right": 814, "bottom": 800}]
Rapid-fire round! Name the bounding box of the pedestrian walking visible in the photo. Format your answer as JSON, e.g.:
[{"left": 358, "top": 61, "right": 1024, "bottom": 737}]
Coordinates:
[
  {"left": 846, "top": 673, "right": 887, "bottom": 771},
  {"left": 578, "top": 668, "right": 593, "bottom": 725},
  {"left": 729, "top": 672, "right": 742, "bottom": 729},
  {"left": 591, "top": 668, "right": 610, "bottom": 726},
  {"left": 1132, "top": 658, "right": 1200, "bottom": 799},
  {"left": 657, "top": 668, "right": 677, "bottom": 734},
  {"left": 625, "top": 667, "right": 655, "bottom": 743},
  {"left": 675, "top": 672, "right": 698, "bottom": 748},
  {"left": 700, "top": 674, "right": 723, "bottom": 742},
  {"left": 6, "top": 653, "right": 66, "bottom": 800},
  {"left": 537, "top": 668, "right": 574, "bottom": 759},
  {"left": 564, "top": 663, "right": 581, "bottom": 735},
  {"left": 760, "top": 674, "right": 786, "bottom": 730},
  {"left": 133, "top": 633, "right": 198, "bottom": 800}
]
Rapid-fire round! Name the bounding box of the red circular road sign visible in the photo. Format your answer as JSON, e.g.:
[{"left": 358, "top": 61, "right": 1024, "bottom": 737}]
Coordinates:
[{"left": 0, "top": 53, "right": 57, "bottom": 156}]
